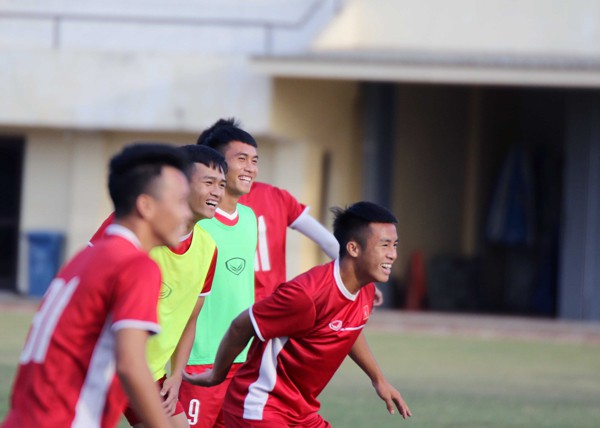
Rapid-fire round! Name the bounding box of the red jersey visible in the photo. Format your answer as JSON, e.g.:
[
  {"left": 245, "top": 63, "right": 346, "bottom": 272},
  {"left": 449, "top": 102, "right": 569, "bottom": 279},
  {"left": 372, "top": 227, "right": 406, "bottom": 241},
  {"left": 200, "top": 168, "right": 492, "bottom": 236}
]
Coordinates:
[
  {"left": 88, "top": 212, "right": 115, "bottom": 245},
  {"left": 3, "top": 225, "right": 161, "bottom": 428},
  {"left": 223, "top": 260, "right": 375, "bottom": 425},
  {"left": 239, "top": 182, "right": 307, "bottom": 301}
]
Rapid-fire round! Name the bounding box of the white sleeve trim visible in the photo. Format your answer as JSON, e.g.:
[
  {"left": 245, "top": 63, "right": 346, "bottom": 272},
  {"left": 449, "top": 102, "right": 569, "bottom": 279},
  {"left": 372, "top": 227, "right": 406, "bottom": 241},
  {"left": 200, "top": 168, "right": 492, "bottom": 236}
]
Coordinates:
[
  {"left": 248, "top": 306, "right": 265, "bottom": 342},
  {"left": 290, "top": 210, "right": 340, "bottom": 259},
  {"left": 199, "top": 290, "right": 211, "bottom": 297},
  {"left": 111, "top": 319, "right": 161, "bottom": 335}
]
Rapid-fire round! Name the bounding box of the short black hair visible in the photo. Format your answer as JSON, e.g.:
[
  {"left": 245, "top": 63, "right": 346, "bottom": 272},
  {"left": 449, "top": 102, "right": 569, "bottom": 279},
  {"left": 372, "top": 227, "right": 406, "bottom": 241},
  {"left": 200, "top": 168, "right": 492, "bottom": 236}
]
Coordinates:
[
  {"left": 196, "top": 118, "right": 258, "bottom": 155},
  {"left": 109, "top": 143, "right": 190, "bottom": 218},
  {"left": 332, "top": 201, "right": 398, "bottom": 258},
  {"left": 179, "top": 144, "right": 228, "bottom": 175}
]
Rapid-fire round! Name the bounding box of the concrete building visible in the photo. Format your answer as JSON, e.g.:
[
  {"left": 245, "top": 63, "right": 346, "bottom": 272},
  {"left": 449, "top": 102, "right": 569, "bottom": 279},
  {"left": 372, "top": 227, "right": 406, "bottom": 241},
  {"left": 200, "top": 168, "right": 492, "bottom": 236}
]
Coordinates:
[{"left": 1, "top": 0, "right": 599, "bottom": 320}]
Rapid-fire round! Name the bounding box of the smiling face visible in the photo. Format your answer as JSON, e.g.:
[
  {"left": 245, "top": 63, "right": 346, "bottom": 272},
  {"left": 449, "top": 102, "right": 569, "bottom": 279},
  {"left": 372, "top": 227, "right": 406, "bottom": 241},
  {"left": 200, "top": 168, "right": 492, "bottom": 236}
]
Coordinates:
[
  {"left": 187, "top": 162, "right": 226, "bottom": 223},
  {"left": 354, "top": 222, "right": 398, "bottom": 284},
  {"left": 222, "top": 140, "right": 258, "bottom": 197}
]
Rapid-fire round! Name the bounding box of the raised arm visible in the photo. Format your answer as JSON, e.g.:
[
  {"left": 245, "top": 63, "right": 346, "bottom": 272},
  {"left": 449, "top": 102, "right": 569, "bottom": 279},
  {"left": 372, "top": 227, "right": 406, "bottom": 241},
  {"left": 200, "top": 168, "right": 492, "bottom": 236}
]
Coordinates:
[
  {"left": 290, "top": 212, "right": 339, "bottom": 259},
  {"left": 349, "top": 332, "right": 412, "bottom": 419},
  {"left": 182, "top": 309, "right": 255, "bottom": 387}
]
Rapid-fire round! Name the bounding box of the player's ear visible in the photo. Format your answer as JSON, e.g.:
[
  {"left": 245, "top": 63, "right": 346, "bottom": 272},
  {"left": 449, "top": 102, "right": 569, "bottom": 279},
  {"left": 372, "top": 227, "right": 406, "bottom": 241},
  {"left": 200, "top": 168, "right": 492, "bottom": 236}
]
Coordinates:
[
  {"left": 136, "top": 193, "right": 156, "bottom": 219},
  {"left": 346, "top": 240, "right": 360, "bottom": 258}
]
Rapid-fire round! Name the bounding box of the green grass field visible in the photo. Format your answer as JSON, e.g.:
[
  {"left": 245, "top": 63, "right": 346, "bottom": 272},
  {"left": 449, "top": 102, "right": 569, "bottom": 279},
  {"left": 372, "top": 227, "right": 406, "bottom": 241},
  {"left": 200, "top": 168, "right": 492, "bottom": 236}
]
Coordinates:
[{"left": 2, "top": 307, "right": 599, "bottom": 427}]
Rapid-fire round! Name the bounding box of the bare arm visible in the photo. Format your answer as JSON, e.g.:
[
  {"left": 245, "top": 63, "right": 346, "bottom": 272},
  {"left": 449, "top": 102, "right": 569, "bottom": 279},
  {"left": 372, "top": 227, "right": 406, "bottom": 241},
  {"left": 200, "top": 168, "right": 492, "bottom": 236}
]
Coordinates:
[
  {"left": 161, "top": 297, "right": 205, "bottom": 415},
  {"left": 182, "top": 309, "right": 255, "bottom": 387},
  {"left": 349, "top": 332, "right": 412, "bottom": 419},
  {"left": 115, "top": 328, "right": 173, "bottom": 428}
]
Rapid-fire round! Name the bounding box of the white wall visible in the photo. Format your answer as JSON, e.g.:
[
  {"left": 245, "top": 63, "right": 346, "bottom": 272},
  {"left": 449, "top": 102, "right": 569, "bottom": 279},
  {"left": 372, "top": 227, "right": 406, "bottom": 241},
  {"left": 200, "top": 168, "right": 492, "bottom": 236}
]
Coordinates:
[
  {"left": 0, "top": 0, "right": 343, "bottom": 132},
  {"left": 0, "top": 52, "right": 272, "bottom": 133}
]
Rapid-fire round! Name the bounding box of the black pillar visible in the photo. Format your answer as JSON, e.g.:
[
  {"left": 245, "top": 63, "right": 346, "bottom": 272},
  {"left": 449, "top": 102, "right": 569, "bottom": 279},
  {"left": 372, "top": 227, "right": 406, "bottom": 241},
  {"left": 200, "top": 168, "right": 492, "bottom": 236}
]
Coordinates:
[
  {"left": 361, "top": 82, "right": 396, "bottom": 308},
  {"left": 560, "top": 92, "right": 600, "bottom": 320}
]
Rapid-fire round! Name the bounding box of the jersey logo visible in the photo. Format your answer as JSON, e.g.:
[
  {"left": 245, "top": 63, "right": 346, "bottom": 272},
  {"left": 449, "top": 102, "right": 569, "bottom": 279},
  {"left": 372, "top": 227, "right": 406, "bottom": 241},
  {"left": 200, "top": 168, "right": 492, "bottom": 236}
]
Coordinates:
[
  {"left": 159, "top": 281, "right": 172, "bottom": 299},
  {"left": 363, "top": 305, "right": 370, "bottom": 320},
  {"left": 329, "top": 319, "right": 367, "bottom": 332},
  {"left": 329, "top": 320, "right": 343, "bottom": 331},
  {"left": 225, "top": 257, "right": 246, "bottom": 275}
]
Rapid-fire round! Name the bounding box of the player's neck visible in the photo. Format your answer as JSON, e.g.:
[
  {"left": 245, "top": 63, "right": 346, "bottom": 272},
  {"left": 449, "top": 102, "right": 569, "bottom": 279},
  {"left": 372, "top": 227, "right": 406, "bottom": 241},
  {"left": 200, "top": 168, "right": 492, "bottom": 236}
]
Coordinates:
[
  {"left": 186, "top": 216, "right": 204, "bottom": 234},
  {"left": 219, "top": 192, "right": 241, "bottom": 214},
  {"left": 338, "top": 257, "right": 365, "bottom": 295},
  {"left": 113, "top": 218, "right": 156, "bottom": 252}
]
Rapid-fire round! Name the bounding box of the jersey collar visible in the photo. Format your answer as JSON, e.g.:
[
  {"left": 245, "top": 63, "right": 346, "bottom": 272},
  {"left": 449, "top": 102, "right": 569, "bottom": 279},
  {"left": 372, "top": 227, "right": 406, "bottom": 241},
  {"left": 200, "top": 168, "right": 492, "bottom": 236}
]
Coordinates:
[
  {"left": 105, "top": 224, "right": 142, "bottom": 249},
  {"left": 333, "top": 258, "right": 358, "bottom": 301},
  {"left": 215, "top": 207, "right": 239, "bottom": 226}
]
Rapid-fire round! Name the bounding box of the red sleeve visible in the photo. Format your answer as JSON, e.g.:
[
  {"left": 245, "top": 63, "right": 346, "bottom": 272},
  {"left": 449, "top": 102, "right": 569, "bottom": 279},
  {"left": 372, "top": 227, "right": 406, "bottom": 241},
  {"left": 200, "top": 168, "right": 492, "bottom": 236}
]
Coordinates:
[
  {"left": 199, "top": 247, "right": 218, "bottom": 296},
  {"left": 110, "top": 255, "right": 161, "bottom": 334},
  {"left": 276, "top": 187, "right": 307, "bottom": 226},
  {"left": 88, "top": 212, "right": 116, "bottom": 246},
  {"left": 250, "top": 280, "right": 315, "bottom": 341}
]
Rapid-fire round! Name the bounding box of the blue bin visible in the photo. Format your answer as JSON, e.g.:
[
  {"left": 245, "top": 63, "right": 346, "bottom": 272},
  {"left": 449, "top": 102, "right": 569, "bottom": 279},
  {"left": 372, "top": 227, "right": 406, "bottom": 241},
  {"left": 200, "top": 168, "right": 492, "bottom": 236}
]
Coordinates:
[{"left": 27, "top": 231, "right": 64, "bottom": 297}]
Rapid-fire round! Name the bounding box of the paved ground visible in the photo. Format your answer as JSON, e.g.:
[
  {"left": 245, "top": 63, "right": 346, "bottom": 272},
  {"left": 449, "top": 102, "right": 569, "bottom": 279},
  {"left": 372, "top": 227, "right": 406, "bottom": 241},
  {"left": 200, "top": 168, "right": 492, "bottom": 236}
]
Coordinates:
[{"left": 2, "top": 291, "right": 600, "bottom": 345}]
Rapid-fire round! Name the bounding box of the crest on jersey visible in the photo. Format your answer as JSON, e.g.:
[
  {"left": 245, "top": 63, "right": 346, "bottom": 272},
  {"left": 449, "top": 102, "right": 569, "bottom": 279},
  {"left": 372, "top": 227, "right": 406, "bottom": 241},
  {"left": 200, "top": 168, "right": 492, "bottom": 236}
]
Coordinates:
[
  {"left": 329, "top": 320, "right": 343, "bottom": 331},
  {"left": 225, "top": 257, "right": 246, "bottom": 275},
  {"left": 159, "top": 281, "right": 172, "bottom": 299},
  {"left": 363, "top": 305, "right": 370, "bottom": 320}
]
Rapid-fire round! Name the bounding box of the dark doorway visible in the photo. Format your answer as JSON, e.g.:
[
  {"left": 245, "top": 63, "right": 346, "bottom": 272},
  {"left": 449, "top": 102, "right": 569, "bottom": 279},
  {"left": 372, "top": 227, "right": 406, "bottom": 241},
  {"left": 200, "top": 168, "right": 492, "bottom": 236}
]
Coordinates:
[
  {"left": 0, "top": 136, "right": 24, "bottom": 291},
  {"left": 478, "top": 89, "right": 565, "bottom": 317}
]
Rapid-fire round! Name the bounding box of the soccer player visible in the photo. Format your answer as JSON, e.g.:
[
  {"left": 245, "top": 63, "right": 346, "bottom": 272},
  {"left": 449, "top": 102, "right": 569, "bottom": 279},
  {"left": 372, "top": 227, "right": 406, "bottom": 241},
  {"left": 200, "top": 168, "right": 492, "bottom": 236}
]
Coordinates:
[
  {"left": 239, "top": 180, "right": 338, "bottom": 301},
  {"left": 183, "top": 201, "right": 412, "bottom": 427},
  {"left": 239, "top": 181, "right": 385, "bottom": 305},
  {"left": 178, "top": 121, "right": 258, "bottom": 428},
  {"left": 89, "top": 145, "right": 227, "bottom": 428},
  {"left": 2, "top": 143, "right": 192, "bottom": 428}
]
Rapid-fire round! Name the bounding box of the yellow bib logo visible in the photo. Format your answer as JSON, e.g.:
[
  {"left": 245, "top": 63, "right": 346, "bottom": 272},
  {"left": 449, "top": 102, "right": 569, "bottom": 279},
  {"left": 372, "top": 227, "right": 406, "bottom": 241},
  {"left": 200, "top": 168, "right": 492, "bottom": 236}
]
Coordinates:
[{"left": 159, "top": 281, "right": 172, "bottom": 299}]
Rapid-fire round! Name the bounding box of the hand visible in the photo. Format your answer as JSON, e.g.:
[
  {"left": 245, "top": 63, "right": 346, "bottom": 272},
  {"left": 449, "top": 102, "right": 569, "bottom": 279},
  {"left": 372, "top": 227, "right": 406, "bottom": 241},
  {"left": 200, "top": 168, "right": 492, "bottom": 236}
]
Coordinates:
[
  {"left": 373, "top": 378, "right": 412, "bottom": 419},
  {"left": 182, "top": 368, "right": 223, "bottom": 387},
  {"left": 160, "top": 374, "right": 182, "bottom": 416},
  {"left": 374, "top": 287, "right": 384, "bottom": 307}
]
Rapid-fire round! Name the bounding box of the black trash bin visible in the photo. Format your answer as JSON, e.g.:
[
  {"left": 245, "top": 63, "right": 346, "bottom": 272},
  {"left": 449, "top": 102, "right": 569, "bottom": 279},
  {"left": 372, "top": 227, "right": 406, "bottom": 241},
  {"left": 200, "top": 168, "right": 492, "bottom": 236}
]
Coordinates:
[{"left": 27, "top": 231, "right": 64, "bottom": 297}]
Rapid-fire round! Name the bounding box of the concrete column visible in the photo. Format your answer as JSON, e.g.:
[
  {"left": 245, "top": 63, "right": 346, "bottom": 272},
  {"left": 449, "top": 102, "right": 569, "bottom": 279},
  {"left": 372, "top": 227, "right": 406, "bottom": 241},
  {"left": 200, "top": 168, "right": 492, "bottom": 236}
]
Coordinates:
[
  {"left": 559, "top": 92, "right": 600, "bottom": 320},
  {"left": 361, "top": 82, "right": 395, "bottom": 307}
]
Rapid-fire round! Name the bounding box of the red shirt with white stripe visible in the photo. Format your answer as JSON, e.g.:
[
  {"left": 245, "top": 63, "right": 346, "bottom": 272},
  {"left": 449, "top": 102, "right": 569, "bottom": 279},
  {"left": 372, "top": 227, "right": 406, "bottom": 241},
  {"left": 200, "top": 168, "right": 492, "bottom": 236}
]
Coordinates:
[
  {"left": 239, "top": 182, "right": 307, "bottom": 301},
  {"left": 3, "top": 225, "right": 161, "bottom": 428},
  {"left": 223, "top": 259, "right": 375, "bottom": 425}
]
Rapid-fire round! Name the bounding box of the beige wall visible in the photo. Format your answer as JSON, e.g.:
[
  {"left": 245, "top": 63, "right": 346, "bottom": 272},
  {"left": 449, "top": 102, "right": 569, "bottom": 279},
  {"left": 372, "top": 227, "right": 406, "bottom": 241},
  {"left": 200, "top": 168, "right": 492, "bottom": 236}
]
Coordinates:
[
  {"left": 20, "top": 130, "right": 106, "bottom": 254},
  {"left": 391, "top": 85, "right": 470, "bottom": 274},
  {"left": 268, "top": 78, "right": 362, "bottom": 276},
  {"left": 17, "top": 130, "right": 107, "bottom": 291},
  {"left": 270, "top": 78, "right": 362, "bottom": 207}
]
